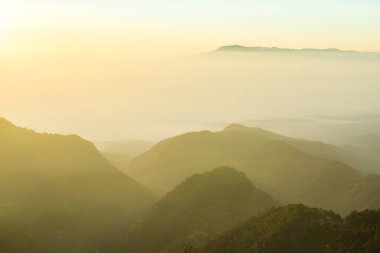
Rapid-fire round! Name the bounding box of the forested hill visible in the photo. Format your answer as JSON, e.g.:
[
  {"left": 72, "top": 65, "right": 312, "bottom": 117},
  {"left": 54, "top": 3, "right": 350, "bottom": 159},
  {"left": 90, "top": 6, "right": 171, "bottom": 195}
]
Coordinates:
[
  {"left": 0, "top": 117, "right": 157, "bottom": 253},
  {"left": 203, "top": 204, "right": 380, "bottom": 253},
  {"left": 115, "top": 167, "right": 276, "bottom": 253}
]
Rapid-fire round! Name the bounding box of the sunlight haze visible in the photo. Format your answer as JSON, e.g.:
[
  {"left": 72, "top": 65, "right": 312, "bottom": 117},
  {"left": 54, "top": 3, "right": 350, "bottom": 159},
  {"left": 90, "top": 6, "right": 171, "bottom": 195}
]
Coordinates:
[
  {"left": 1, "top": 2, "right": 380, "bottom": 253},
  {"left": 1, "top": 0, "right": 380, "bottom": 141}
]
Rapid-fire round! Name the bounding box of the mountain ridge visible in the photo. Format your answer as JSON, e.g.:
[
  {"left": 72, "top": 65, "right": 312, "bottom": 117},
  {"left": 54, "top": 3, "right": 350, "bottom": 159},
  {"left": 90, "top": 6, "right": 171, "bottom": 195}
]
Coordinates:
[
  {"left": 203, "top": 204, "right": 380, "bottom": 253},
  {"left": 215, "top": 45, "right": 378, "bottom": 54},
  {"left": 115, "top": 166, "right": 276, "bottom": 253},
  {"left": 127, "top": 123, "right": 380, "bottom": 214},
  {"left": 0, "top": 117, "right": 157, "bottom": 253}
]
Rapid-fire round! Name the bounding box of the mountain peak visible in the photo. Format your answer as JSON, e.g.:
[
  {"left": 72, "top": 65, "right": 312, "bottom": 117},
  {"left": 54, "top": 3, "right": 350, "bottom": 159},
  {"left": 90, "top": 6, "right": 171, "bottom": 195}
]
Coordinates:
[
  {"left": 121, "top": 166, "right": 276, "bottom": 253},
  {"left": 223, "top": 123, "right": 251, "bottom": 131},
  {"left": 183, "top": 166, "right": 255, "bottom": 190},
  {"left": 208, "top": 165, "right": 238, "bottom": 175},
  {"left": 222, "top": 123, "right": 275, "bottom": 136},
  {"left": 223, "top": 123, "right": 259, "bottom": 131}
]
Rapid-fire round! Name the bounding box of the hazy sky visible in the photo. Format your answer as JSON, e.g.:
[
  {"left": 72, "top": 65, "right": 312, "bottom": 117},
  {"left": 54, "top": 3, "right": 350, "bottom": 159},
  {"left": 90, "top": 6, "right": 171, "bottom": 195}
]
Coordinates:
[
  {"left": 1, "top": 1, "right": 380, "bottom": 141},
  {"left": 1, "top": 0, "right": 380, "bottom": 54}
]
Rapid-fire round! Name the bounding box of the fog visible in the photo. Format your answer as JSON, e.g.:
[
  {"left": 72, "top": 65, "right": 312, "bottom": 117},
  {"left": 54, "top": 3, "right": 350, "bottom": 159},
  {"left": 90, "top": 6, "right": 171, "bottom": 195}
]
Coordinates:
[
  {"left": 2, "top": 1, "right": 380, "bottom": 253},
  {"left": 1, "top": 49, "right": 380, "bottom": 143}
]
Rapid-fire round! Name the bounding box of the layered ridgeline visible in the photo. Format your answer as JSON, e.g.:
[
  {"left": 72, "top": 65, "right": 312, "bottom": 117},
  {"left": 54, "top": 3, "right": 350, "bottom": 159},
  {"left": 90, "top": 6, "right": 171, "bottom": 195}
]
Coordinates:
[
  {"left": 204, "top": 204, "right": 380, "bottom": 253},
  {"left": 0, "top": 118, "right": 156, "bottom": 253},
  {"left": 127, "top": 124, "right": 380, "bottom": 214},
  {"left": 115, "top": 167, "right": 276, "bottom": 253}
]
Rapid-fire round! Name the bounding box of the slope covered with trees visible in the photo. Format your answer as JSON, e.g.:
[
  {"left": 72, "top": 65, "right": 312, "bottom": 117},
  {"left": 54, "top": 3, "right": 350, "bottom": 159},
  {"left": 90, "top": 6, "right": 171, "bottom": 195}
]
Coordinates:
[
  {"left": 116, "top": 167, "right": 276, "bottom": 253},
  {"left": 204, "top": 204, "right": 380, "bottom": 253},
  {"left": 0, "top": 208, "right": 50, "bottom": 253},
  {"left": 0, "top": 118, "right": 157, "bottom": 253}
]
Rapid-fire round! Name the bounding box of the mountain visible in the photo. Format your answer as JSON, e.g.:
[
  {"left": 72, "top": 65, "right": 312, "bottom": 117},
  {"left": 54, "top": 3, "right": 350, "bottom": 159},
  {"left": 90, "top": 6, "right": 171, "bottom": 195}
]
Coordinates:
[
  {"left": 203, "top": 204, "right": 380, "bottom": 253},
  {"left": 215, "top": 45, "right": 369, "bottom": 54},
  {"left": 0, "top": 118, "right": 157, "bottom": 253},
  {"left": 127, "top": 124, "right": 380, "bottom": 214},
  {"left": 115, "top": 167, "right": 276, "bottom": 253},
  {"left": 0, "top": 209, "right": 50, "bottom": 253},
  {"left": 96, "top": 140, "right": 155, "bottom": 174}
]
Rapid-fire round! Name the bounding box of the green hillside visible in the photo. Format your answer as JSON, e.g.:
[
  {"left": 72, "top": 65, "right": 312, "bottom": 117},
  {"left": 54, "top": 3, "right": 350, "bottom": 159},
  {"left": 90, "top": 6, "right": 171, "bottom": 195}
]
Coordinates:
[
  {"left": 0, "top": 118, "right": 157, "bottom": 253},
  {"left": 128, "top": 124, "right": 379, "bottom": 214},
  {"left": 0, "top": 208, "right": 50, "bottom": 253},
  {"left": 203, "top": 204, "right": 380, "bottom": 253},
  {"left": 116, "top": 167, "right": 276, "bottom": 253}
]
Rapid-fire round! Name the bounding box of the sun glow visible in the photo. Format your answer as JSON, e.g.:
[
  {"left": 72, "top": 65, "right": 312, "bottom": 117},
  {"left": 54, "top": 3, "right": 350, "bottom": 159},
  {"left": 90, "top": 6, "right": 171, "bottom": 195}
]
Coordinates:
[
  {"left": 0, "top": 2, "right": 34, "bottom": 30},
  {"left": 0, "top": 2, "right": 32, "bottom": 54},
  {"left": 0, "top": 3, "right": 20, "bottom": 51},
  {"left": 0, "top": 2, "right": 13, "bottom": 27}
]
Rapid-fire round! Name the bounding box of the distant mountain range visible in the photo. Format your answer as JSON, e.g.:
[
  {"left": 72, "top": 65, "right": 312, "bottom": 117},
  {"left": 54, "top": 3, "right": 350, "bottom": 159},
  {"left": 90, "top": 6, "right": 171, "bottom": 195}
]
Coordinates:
[
  {"left": 2, "top": 117, "right": 380, "bottom": 253},
  {"left": 214, "top": 45, "right": 377, "bottom": 54},
  {"left": 95, "top": 140, "right": 154, "bottom": 158},
  {"left": 95, "top": 140, "right": 155, "bottom": 174},
  {"left": 127, "top": 124, "right": 380, "bottom": 214}
]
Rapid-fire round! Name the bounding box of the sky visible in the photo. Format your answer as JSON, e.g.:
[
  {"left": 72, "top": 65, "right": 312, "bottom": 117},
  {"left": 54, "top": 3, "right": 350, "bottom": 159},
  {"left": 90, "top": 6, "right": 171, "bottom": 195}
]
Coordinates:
[
  {"left": 1, "top": 0, "right": 380, "bottom": 141},
  {"left": 1, "top": 0, "right": 380, "bottom": 54}
]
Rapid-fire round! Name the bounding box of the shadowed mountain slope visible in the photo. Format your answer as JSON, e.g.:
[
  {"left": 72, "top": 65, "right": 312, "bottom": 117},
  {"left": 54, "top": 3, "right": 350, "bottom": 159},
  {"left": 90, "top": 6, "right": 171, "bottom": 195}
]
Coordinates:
[
  {"left": 116, "top": 167, "right": 276, "bottom": 253},
  {"left": 0, "top": 118, "right": 157, "bottom": 253},
  {"left": 0, "top": 209, "right": 51, "bottom": 253}
]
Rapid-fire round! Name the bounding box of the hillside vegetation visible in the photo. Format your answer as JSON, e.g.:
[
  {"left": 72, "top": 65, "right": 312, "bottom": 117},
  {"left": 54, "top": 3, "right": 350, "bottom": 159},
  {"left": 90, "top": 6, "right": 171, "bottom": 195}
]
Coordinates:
[
  {"left": 0, "top": 118, "right": 157, "bottom": 253},
  {"left": 115, "top": 167, "right": 276, "bottom": 253},
  {"left": 204, "top": 204, "right": 380, "bottom": 253}
]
